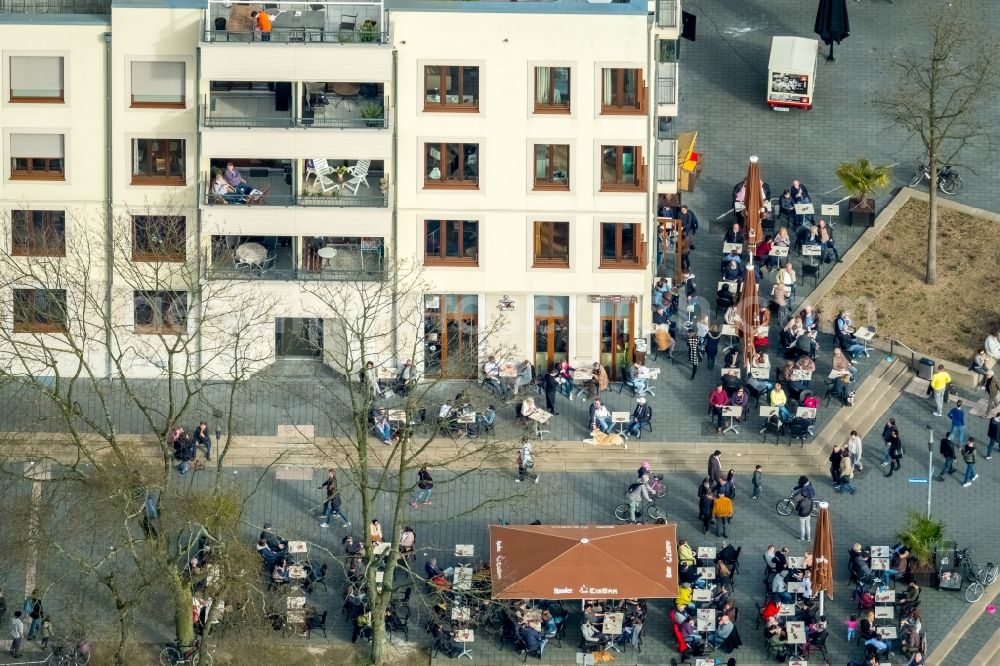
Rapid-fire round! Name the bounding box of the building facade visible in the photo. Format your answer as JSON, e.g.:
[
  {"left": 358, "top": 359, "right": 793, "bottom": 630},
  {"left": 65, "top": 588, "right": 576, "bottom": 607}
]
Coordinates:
[{"left": 0, "top": 0, "right": 680, "bottom": 380}]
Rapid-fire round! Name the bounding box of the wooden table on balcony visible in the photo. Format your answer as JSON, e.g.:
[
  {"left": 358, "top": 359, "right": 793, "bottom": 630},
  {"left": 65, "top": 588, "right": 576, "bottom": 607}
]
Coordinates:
[{"left": 329, "top": 82, "right": 361, "bottom": 110}]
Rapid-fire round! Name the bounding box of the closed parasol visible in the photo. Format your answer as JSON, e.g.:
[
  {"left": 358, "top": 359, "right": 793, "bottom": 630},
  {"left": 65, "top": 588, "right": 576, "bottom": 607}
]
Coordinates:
[
  {"left": 743, "top": 156, "right": 764, "bottom": 262},
  {"left": 812, "top": 501, "right": 835, "bottom": 613},
  {"left": 736, "top": 269, "right": 760, "bottom": 367},
  {"left": 815, "top": 0, "right": 851, "bottom": 62}
]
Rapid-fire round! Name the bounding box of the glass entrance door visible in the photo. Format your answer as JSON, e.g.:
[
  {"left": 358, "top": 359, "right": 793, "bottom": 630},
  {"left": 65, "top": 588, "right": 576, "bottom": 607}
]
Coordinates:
[
  {"left": 275, "top": 318, "right": 323, "bottom": 358},
  {"left": 599, "top": 301, "right": 634, "bottom": 379},
  {"left": 534, "top": 296, "right": 569, "bottom": 372},
  {"left": 424, "top": 294, "right": 478, "bottom": 378}
]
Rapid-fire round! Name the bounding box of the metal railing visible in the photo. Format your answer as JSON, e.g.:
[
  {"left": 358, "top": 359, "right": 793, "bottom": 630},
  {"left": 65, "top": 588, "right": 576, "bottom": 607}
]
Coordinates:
[
  {"left": 204, "top": 26, "right": 388, "bottom": 45},
  {"left": 0, "top": 0, "right": 108, "bottom": 13},
  {"left": 203, "top": 190, "right": 387, "bottom": 208},
  {"left": 656, "top": 0, "right": 679, "bottom": 28},
  {"left": 206, "top": 266, "right": 386, "bottom": 283},
  {"left": 656, "top": 76, "right": 677, "bottom": 105},
  {"left": 656, "top": 154, "right": 677, "bottom": 183},
  {"left": 202, "top": 111, "right": 387, "bottom": 130}
]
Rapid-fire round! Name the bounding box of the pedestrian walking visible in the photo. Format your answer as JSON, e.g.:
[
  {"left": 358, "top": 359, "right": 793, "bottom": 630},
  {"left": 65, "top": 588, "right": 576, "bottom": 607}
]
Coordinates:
[
  {"left": 885, "top": 431, "right": 903, "bottom": 477},
  {"left": 9, "top": 611, "right": 24, "bottom": 658},
  {"left": 846, "top": 431, "right": 863, "bottom": 471},
  {"left": 796, "top": 493, "right": 813, "bottom": 541},
  {"left": 516, "top": 438, "right": 538, "bottom": 483},
  {"left": 720, "top": 469, "right": 737, "bottom": 499},
  {"left": 540, "top": 367, "right": 560, "bottom": 415},
  {"left": 687, "top": 328, "right": 701, "bottom": 380},
  {"left": 410, "top": 464, "right": 434, "bottom": 508},
  {"left": 987, "top": 412, "right": 1000, "bottom": 460},
  {"left": 829, "top": 444, "right": 844, "bottom": 488},
  {"left": 836, "top": 455, "right": 857, "bottom": 495},
  {"left": 318, "top": 468, "right": 350, "bottom": 528},
  {"left": 935, "top": 435, "right": 956, "bottom": 481},
  {"left": 698, "top": 490, "right": 715, "bottom": 534},
  {"left": 708, "top": 450, "right": 724, "bottom": 490},
  {"left": 712, "top": 492, "right": 734, "bottom": 538},
  {"left": 962, "top": 439, "right": 979, "bottom": 488},
  {"left": 39, "top": 614, "right": 52, "bottom": 649},
  {"left": 880, "top": 418, "right": 898, "bottom": 467},
  {"left": 930, "top": 364, "right": 952, "bottom": 416},
  {"left": 752, "top": 465, "right": 763, "bottom": 500},
  {"left": 24, "top": 589, "right": 41, "bottom": 640},
  {"left": 947, "top": 400, "right": 967, "bottom": 444}
]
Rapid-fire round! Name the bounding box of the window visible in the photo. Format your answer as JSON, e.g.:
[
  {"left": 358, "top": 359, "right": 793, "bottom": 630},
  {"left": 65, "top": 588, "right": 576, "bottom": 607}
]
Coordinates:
[
  {"left": 133, "top": 216, "right": 186, "bottom": 262},
  {"left": 534, "top": 66, "right": 570, "bottom": 112},
  {"left": 132, "top": 139, "right": 185, "bottom": 185},
  {"left": 424, "top": 143, "right": 479, "bottom": 188},
  {"left": 424, "top": 220, "right": 479, "bottom": 266},
  {"left": 600, "top": 145, "right": 644, "bottom": 191},
  {"left": 600, "top": 222, "right": 645, "bottom": 268},
  {"left": 9, "top": 133, "right": 64, "bottom": 180},
  {"left": 601, "top": 68, "right": 645, "bottom": 113},
  {"left": 13, "top": 289, "right": 67, "bottom": 333},
  {"left": 533, "top": 221, "right": 569, "bottom": 268},
  {"left": 131, "top": 61, "right": 185, "bottom": 108},
  {"left": 11, "top": 210, "right": 65, "bottom": 257},
  {"left": 424, "top": 294, "right": 479, "bottom": 378},
  {"left": 658, "top": 39, "right": 680, "bottom": 63},
  {"left": 424, "top": 66, "right": 479, "bottom": 110},
  {"left": 133, "top": 291, "right": 187, "bottom": 335},
  {"left": 533, "top": 144, "right": 570, "bottom": 190},
  {"left": 9, "top": 56, "right": 64, "bottom": 103}
]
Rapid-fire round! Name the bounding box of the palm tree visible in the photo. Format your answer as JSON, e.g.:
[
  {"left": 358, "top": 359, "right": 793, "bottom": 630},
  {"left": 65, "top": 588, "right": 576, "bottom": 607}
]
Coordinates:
[{"left": 835, "top": 159, "right": 892, "bottom": 223}]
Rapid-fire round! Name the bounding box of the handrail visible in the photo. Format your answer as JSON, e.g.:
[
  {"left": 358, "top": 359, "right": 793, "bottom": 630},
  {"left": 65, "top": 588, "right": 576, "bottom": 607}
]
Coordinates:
[{"left": 886, "top": 337, "right": 919, "bottom": 371}]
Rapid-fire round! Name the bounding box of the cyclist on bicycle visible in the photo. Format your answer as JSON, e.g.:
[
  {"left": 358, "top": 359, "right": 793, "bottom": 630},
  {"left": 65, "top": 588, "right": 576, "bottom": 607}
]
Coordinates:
[
  {"left": 638, "top": 461, "right": 665, "bottom": 495},
  {"left": 637, "top": 461, "right": 651, "bottom": 480},
  {"left": 626, "top": 477, "right": 652, "bottom": 523}
]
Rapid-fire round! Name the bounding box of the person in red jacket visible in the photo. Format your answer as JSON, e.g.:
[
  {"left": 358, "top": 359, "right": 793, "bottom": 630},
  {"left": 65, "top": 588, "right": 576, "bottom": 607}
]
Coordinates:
[{"left": 709, "top": 382, "right": 729, "bottom": 434}]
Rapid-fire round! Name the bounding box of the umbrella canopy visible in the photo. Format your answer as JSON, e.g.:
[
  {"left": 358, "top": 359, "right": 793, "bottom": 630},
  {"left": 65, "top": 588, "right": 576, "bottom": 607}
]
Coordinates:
[
  {"left": 744, "top": 157, "right": 764, "bottom": 258},
  {"left": 812, "top": 502, "right": 835, "bottom": 601},
  {"left": 490, "top": 524, "right": 678, "bottom": 600},
  {"left": 815, "top": 0, "right": 850, "bottom": 45},
  {"left": 737, "top": 269, "right": 760, "bottom": 367}
]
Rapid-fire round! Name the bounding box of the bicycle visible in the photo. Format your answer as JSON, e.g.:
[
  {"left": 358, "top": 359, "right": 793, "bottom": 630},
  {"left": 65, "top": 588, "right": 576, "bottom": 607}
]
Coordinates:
[
  {"left": 775, "top": 493, "right": 820, "bottom": 517},
  {"left": 908, "top": 162, "right": 963, "bottom": 195},
  {"left": 614, "top": 499, "right": 665, "bottom": 523},
  {"left": 648, "top": 473, "right": 668, "bottom": 498},
  {"left": 42, "top": 640, "right": 92, "bottom": 666},
  {"left": 954, "top": 547, "right": 998, "bottom": 603},
  {"left": 159, "top": 639, "right": 213, "bottom": 666}
]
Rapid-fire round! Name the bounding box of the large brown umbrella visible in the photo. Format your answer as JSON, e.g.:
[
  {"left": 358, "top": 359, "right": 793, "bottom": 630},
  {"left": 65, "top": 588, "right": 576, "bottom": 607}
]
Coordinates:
[
  {"left": 737, "top": 269, "right": 760, "bottom": 367},
  {"left": 489, "top": 524, "right": 678, "bottom": 600},
  {"left": 812, "top": 501, "right": 835, "bottom": 611},
  {"left": 744, "top": 156, "right": 764, "bottom": 260}
]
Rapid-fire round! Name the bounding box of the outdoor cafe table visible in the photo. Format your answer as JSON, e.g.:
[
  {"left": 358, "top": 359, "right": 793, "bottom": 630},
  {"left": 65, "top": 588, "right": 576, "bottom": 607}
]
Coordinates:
[
  {"left": 786, "top": 556, "right": 806, "bottom": 569},
  {"left": 697, "top": 546, "right": 717, "bottom": 560},
  {"left": 692, "top": 588, "right": 713, "bottom": 603},
  {"left": 454, "top": 566, "right": 474, "bottom": 591},
  {"left": 697, "top": 566, "right": 716, "bottom": 580},
  {"left": 875, "top": 589, "right": 895, "bottom": 604},
  {"left": 287, "top": 540, "right": 308, "bottom": 554},
  {"left": 696, "top": 608, "right": 716, "bottom": 632}
]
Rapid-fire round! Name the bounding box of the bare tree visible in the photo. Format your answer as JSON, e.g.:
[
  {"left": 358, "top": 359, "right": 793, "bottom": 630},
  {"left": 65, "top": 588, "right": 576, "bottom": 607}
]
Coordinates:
[
  {"left": 0, "top": 205, "right": 281, "bottom": 659},
  {"left": 875, "top": 0, "right": 1000, "bottom": 284}
]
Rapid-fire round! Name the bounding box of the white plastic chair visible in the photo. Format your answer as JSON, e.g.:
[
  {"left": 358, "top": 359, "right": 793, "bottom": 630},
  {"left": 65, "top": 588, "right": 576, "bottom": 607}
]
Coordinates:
[
  {"left": 343, "top": 159, "right": 371, "bottom": 195},
  {"left": 305, "top": 158, "right": 336, "bottom": 194}
]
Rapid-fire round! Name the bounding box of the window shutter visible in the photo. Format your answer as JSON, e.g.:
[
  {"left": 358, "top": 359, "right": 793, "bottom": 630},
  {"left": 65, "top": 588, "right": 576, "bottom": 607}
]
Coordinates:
[
  {"left": 131, "top": 61, "right": 185, "bottom": 103},
  {"left": 9, "top": 56, "right": 63, "bottom": 97},
  {"left": 9, "top": 133, "right": 64, "bottom": 158}
]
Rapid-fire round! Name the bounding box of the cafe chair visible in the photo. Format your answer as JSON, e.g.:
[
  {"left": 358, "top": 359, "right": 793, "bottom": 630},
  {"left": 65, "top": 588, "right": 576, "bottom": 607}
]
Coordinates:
[
  {"left": 787, "top": 420, "right": 811, "bottom": 448},
  {"left": 621, "top": 621, "right": 643, "bottom": 654},
  {"left": 803, "top": 629, "right": 828, "bottom": 660},
  {"left": 307, "top": 611, "right": 328, "bottom": 640},
  {"left": 305, "top": 563, "right": 328, "bottom": 594},
  {"left": 578, "top": 633, "right": 603, "bottom": 653},
  {"left": 801, "top": 262, "right": 820, "bottom": 287},
  {"left": 386, "top": 606, "right": 409, "bottom": 643},
  {"left": 339, "top": 12, "right": 356, "bottom": 31},
  {"left": 760, "top": 417, "right": 784, "bottom": 444},
  {"left": 753, "top": 602, "right": 765, "bottom": 629}
]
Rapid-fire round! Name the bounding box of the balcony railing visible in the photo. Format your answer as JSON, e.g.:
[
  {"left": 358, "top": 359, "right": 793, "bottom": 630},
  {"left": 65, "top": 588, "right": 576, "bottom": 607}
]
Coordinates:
[
  {"left": 205, "top": 0, "right": 386, "bottom": 45},
  {"left": 656, "top": 154, "right": 677, "bottom": 183},
  {"left": 204, "top": 187, "right": 388, "bottom": 208},
  {"left": 202, "top": 110, "right": 387, "bottom": 130},
  {"left": 656, "top": 76, "right": 677, "bottom": 105},
  {"left": 656, "top": 0, "right": 679, "bottom": 28},
  {"left": 205, "top": 27, "right": 388, "bottom": 45},
  {"left": 206, "top": 266, "right": 386, "bottom": 282},
  {"left": 0, "top": 0, "right": 109, "bottom": 13}
]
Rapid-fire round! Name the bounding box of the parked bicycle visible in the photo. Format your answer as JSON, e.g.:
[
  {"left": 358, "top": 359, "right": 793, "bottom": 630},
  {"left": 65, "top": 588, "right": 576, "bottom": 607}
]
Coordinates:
[
  {"left": 775, "top": 493, "right": 820, "bottom": 517},
  {"left": 954, "top": 546, "right": 998, "bottom": 603},
  {"left": 614, "top": 499, "right": 665, "bottom": 523},
  {"left": 908, "top": 162, "right": 963, "bottom": 195},
  {"left": 159, "top": 639, "right": 213, "bottom": 666},
  {"left": 50, "top": 640, "right": 92, "bottom": 666}
]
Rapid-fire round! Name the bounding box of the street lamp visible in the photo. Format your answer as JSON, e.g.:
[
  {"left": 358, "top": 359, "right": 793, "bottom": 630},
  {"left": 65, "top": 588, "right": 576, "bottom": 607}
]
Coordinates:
[{"left": 926, "top": 424, "right": 934, "bottom": 519}]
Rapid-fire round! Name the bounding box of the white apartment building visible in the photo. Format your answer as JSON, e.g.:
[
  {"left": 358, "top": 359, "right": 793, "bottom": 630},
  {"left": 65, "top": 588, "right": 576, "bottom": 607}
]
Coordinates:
[{"left": 0, "top": 0, "right": 679, "bottom": 380}]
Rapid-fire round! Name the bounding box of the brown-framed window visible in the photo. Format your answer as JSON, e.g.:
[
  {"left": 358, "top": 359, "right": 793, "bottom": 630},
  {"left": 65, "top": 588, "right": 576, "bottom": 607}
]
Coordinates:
[
  {"left": 534, "top": 66, "right": 570, "bottom": 113},
  {"left": 424, "top": 220, "right": 479, "bottom": 266},
  {"left": 10, "top": 133, "right": 64, "bottom": 181},
  {"left": 533, "top": 144, "right": 570, "bottom": 190},
  {"left": 11, "top": 210, "right": 66, "bottom": 257},
  {"left": 424, "top": 143, "right": 479, "bottom": 189},
  {"left": 13, "top": 289, "right": 67, "bottom": 333},
  {"left": 600, "top": 68, "right": 645, "bottom": 113},
  {"left": 132, "top": 215, "right": 186, "bottom": 262},
  {"left": 600, "top": 145, "right": 644, "bottom": 191},
  {"left": 600, "top": 222, "right": 645, "bottom": 268},
  {"left": 424, "top": 66, "right": 479, "bottom": 111},
  {"left": 130, "top": 61, "right": 185, "bottom": 109},
  {"left": 9, "top": 56, "right": 64, "bottom": 103},
  {"left": 131, "top": 139, "right": 185, "bottom": 185},
  {"left": 133, "top": 290, "right": 187, "bottom": 335},
  {"left": 533, "top": 221, "right": 570, "bottom": 268}
]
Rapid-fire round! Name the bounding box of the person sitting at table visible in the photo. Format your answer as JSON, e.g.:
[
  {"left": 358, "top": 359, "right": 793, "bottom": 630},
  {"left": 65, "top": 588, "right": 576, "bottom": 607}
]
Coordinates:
[
  {"left": 260, "top": 522, "right": 288, "bottom": 554},
  {"left": 773, "top": 226, "right": 791, "bottom": 248},
  {"left": 627, "top": 397, "right": 652, "bottom": 437},
  {"left": 212, "top": 172, "right": 245, "bottom": 205},
  {"left": 540, "top": 610, "right": 557, "bottom": 638},
  {"left": 372, "top": 407, "right": 392, "bottom": 445},
  {"left": 716, "top": 283, "right": 736, "bottom": 310},
  {"left": 424, "top": 558, "right": 454, "bottom": 583},
  {"left": 519, "top": 622, "right": 547, "bottom": 656},
  {"left": 623, "top": 362, "right": 646, "bottom": 396},
  {"left": 223, "top": 162, "right": 257, "bottom": 198},
  {"left": 652, "top": 276, "right": 671, "bottom": 308},
  {"left": 818, "top": 219, "right": 841, "bottom": 263},
  {"left": 728, "top": 386, "right": 750, "bottom": 420},
  {"left": 721, "top": 370, "right": 742, "bottom": 397},
  {"left": 271, "top": 558, "right": 289, "bottom": 585},
  {"left": 800, "top": 305, "right": 818, "bottom": 333},
  {"left": 255, "top": 538, "right": 279, "bottom": 568},
  {"left": 707, "top": 614, "right": 735, "bottom": 648},
  {"left": 771, "top": 569, "right": 792, "bottom": 603},
  {"left": 723, "top": 347, "right": 740, "bottom": 369},
  {"left": 770, "top": 383, "right": 791, "bottom": 421},
  {"left": 721, "top": 260, "right": 743, "bottom": 284},
  {"left": 724, "top": 223, "right": 745, "bottom": 246},
  {"left": 678, "top": 539, "right": 697, "bottom": 567},
  {"left": 556, "top": 360, "right": 576, "bottom": 398},
  {"left": 711, "top": 584, "right": 732, "bottom": 610},
  {"left": 860, "top": 609, "right": 888, "bottom": 654},
  {"left": 589, "top": 398, "right": 613, "bottom": 434},
  {"left": 482, "top": 355, "right": 503, "bottom": 394},
  {"left": 775, "top": 262, "right": 797, "bottom": 301},
  {"left": 397, "top": 526, "right": 415, "bottom": 556},
  {"left": 770, "top": 281, "right": 790, "bottom": 324},
  {"left": 510, "top": 359, "right": 534, "bottom": 397},
  {"left": 679, "top": 615, "right": 702, "bottom": 647},
  {"left": 756, "top": 234, "right": 775, "bottom": 271},
  {"left": 765, "top": 623, "right": 788, "bottom": 660},
  {"left": 796, "top": 223, "right": 819, "bottom": 253},
  {"left": 581, "top": 618, "right": 612, "bottom": 650},
  {"left": 796, "top": 353, "right": 816, "bottom": 374},
  {"left": 675, "top": 581, "right": 694, "bottom": 611},
  {"left": 777, "top": 189, "right": 796, "bottom": 222}
]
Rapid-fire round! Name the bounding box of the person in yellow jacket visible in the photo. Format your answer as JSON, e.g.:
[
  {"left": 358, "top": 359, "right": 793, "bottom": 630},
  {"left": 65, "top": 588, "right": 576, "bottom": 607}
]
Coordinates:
[
  {"left": 677, "top": 539, "right": 696, "bottom": 568},
  {"left": 712, "top": 493, "right": 734, "bottom": 538},
  {"left": 675, "top": 582, "right": 693, "bottom": 610}
]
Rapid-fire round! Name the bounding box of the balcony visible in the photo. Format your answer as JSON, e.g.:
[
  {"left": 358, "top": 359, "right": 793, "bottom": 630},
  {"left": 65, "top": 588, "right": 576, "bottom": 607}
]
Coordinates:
[
  {"left": 655, "top": 139, "right": 678, "bottom": 195},
  {"left": 656, "top": 62, "right": 679, "bottom": 116},
  {"left": 205, "top": 1, "right": 386, "bottom": 45},
  {"left": 0, "top": 0, "right": 109, "bottom": 13},
  {"left": 655, "top": 0, "right": 680, "bottom": 32},
  {"left": 204, "top": 158, "right": 387, "bottom": 208},
  {"left": 203, "top": 81, "right": 387, "bottom": 130},
  {"left": 208, "top": 235, "right": 385, "bottom": 282}
]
